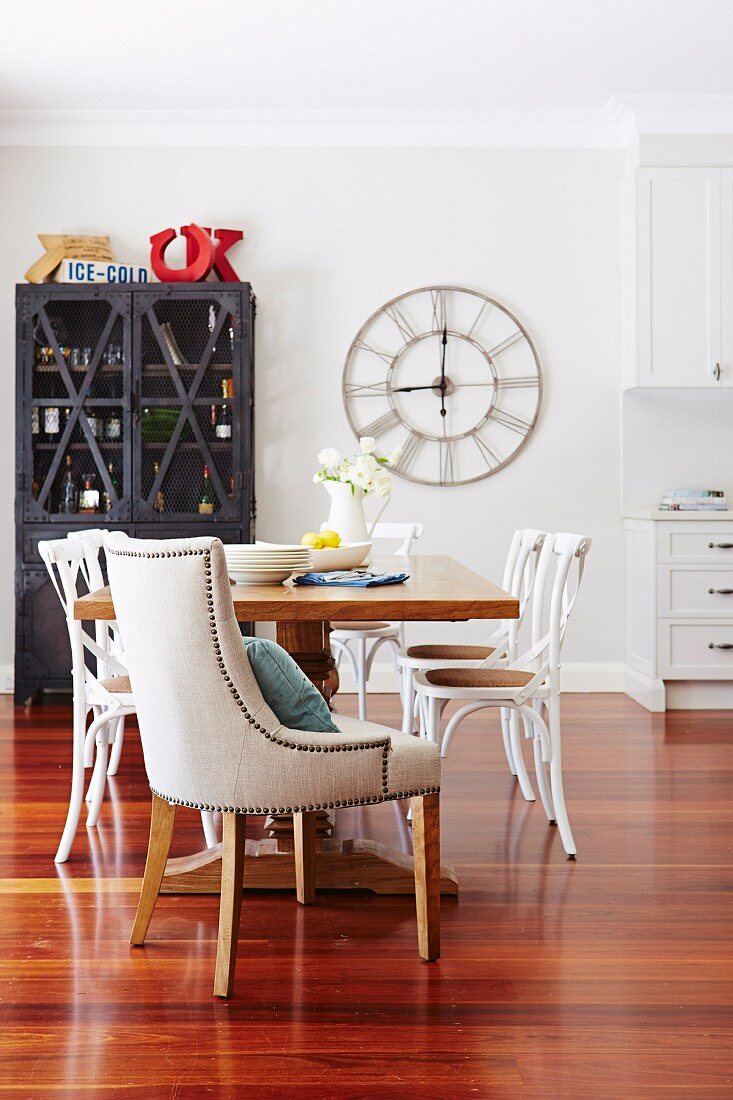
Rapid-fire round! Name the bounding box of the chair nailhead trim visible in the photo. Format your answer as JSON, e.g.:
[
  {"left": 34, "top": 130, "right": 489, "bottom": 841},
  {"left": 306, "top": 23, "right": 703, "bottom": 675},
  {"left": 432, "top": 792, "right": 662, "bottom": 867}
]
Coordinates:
[
  {"left": 148, "top": 782, "right": 439, "bottom": 815},
  {"left": 110, "top": 541, "right": 397, "bottom": 803}
]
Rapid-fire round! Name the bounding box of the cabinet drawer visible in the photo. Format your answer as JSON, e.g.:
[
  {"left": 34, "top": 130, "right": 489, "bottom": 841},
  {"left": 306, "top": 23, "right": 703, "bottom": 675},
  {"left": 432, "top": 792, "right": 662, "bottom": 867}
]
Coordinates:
[
  {"left": 658, "top": 522, "right": 733, "bottom": 562},
  {"left": 658, "top": 621, "right": 733, "bottom": 679},
  {"left": 22, "top": 524, "right": 127, "bottom": 565},
  {"left": 658, "top": 565, "right": 733, "bottom": 616},
  {"left": 133, "top": 525, "right": 243, "bottom": 544}
]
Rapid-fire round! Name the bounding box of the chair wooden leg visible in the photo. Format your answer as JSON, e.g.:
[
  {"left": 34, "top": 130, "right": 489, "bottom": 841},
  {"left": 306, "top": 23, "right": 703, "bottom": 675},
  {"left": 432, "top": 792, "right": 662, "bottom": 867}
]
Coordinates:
[
  {"left": 130, "top": 793, "right": 176, "bottom": 946},
  {"left": 293, "top": 810, "right": 317, "bottom": 905},
  {"left": 411, "top": 793, "right": 440, "bottom": 961},
  {"left": 214, "top": 812, "right": 247, "bottom": 998}
]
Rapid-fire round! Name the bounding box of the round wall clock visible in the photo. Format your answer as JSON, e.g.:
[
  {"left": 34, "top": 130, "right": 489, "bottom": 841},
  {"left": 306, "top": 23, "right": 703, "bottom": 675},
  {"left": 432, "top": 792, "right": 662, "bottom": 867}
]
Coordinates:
[{"left": 342, "top": 286, "right": 542, "bottom": 486}]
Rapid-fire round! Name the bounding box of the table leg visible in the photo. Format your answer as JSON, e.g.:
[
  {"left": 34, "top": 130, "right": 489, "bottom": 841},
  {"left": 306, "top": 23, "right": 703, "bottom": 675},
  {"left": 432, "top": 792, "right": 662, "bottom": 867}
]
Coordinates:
[{"left": 161, "top": 619, "right": 457, "bottom": 895}]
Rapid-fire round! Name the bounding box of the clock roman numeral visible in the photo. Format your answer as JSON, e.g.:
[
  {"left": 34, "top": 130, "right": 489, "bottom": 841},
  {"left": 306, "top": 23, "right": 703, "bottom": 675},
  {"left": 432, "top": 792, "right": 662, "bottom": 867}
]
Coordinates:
[
  {"left": 439, "top": 438, "right": 455, "bottom": 485},
  {"left": 430, "top": 289, "right": 447, "bottom": 333},
  {"left": 488, "top": 407, "right": 532, "bottom": 435},
  {"left": 466, "top": 299, "right": 489, "bottom": 338},
  {"left": 385, "top": 305, "right": 417, "bottom": 343},
  {"left": 394, "top": 431, "right": 423, "bottom": 475},
  {"left": 473, "top": 433, "right": 501, "bottom": 470},
  {"left": 344, "top": 381, "right": 390, "bottom": 399},
  {"left": 360, "top": 408, "right": 401, "bottom": 440},
  {"left": 354, "top": 340, "right": 396, "bottom": 367},
  {"left": 495, "top": 376, "right": 540, "bottom": 390},
  {"left": 488, "top": 330, "right": 523, "bottom": 358}
]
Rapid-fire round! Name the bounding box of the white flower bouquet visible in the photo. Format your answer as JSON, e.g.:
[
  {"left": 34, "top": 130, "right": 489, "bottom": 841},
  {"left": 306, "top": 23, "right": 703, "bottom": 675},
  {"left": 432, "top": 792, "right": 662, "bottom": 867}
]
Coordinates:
[{"left": 313, "top": 437, "right": 402, "bottom": 499}]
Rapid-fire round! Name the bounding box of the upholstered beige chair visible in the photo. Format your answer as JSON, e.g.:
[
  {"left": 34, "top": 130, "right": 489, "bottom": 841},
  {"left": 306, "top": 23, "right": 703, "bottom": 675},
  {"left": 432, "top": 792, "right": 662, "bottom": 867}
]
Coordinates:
[{"left": 105, "top": 533, "right": 441, "bottom": 997}]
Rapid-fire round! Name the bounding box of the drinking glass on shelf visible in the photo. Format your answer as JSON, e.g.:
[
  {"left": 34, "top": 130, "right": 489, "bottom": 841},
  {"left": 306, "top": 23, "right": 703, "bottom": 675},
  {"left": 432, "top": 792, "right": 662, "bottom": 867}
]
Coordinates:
[
  {"left": 85, "top": 410, "right": 101, "bottom": 439},
  {"left": 69, "top": 347, "right": 91, "bottom": 370},
  {"left": 103, "top": 344, "right": 123, "bottom": 367},
  {"left": 105, "top": 414, "right": 122, "bottom": 441}
]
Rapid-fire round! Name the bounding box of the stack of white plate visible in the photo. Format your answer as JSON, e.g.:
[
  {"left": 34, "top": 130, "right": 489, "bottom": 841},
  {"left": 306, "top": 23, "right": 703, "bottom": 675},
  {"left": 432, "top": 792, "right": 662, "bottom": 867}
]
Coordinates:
[{"left": 222, "top": 543, "right": 313, "bottom": 585}]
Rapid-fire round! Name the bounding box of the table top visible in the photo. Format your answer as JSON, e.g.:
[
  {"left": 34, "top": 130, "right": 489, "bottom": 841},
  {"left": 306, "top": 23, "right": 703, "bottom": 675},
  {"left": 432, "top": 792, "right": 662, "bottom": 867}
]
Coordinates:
[{"left": 74, "top": 554, "right": 518, "bottom": 623}]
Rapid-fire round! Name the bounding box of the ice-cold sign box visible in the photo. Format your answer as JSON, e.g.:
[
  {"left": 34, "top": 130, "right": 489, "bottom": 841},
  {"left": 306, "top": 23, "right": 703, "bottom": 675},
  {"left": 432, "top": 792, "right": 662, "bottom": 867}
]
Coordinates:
[{"left": 53, "top": 260, "right": 150, "bottom": 284}]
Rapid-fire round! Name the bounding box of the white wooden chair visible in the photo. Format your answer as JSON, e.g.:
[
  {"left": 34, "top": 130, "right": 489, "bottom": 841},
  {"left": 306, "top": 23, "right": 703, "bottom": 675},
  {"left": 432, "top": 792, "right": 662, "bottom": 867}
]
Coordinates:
[
  {"left": 397, "top": 529, "right": 546, "bottom": 800},
  {"left": 414, "top": 532, "right": 591, "bottom": 859},
  {"left": 330, "top": 522, "right": 424, "bottom": 720},
  {"left": 104, "top": 533, "right": 441, "bottom": 998},
  {"left": 39, "top": 531, "right": 218, "bottom": 863}
]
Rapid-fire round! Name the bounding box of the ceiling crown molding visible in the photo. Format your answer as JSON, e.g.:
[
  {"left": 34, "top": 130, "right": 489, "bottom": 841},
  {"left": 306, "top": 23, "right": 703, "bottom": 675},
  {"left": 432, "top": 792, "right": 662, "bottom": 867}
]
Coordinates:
[
  {"left": 1, "top": 98, "right": 733, "bottom": 149},
  {"left": 605, "top": 94, "right": 733, "bottom": 137},
  {"left": 0, "top": 108, "right": 622, "bottom": 148}
]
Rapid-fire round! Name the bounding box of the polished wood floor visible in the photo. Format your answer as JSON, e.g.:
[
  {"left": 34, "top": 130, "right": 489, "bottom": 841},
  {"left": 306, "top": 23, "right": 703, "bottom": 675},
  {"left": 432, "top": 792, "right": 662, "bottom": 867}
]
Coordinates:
[{"left": 1, "top": 693, "right": 732, "bottom": 1097}]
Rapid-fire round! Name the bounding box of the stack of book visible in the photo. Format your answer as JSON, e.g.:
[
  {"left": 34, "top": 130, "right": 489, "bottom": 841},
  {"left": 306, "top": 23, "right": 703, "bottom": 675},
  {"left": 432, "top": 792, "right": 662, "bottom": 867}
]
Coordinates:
[{"left": 659, "top": 490, "right": 728, "bottom": 512}]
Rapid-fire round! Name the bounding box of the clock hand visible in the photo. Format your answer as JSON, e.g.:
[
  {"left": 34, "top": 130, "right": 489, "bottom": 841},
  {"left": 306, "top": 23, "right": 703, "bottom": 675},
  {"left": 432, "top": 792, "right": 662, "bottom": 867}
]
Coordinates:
[
  {"left": 440, "top": 325, "right": 447, "bottom": 418},
  {"left": 391, "top": 384, "right": 440, "bottom": 393},
  {"left": 392, "top": 381, "right": 497, "bottom": 393}
]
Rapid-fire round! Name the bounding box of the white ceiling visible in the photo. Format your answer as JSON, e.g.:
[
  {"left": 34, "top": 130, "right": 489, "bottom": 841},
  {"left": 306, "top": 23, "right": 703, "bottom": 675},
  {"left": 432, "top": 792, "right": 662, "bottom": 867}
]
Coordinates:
[{"left": 2, "top": 0, "right": 733, "bottom": 114}]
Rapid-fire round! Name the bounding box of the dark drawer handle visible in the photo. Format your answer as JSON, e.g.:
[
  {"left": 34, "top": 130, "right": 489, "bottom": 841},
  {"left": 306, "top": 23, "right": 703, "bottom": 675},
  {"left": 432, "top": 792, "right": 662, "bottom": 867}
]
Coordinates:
[
  {"left": 708, "top": 542, "right": 733, "bottom": 549},
  {"left": 708, "top": 643, "right": 733, "bottom": 650},
  {"left": 709, "top": 588, "right": 733, "bottom": 595}
]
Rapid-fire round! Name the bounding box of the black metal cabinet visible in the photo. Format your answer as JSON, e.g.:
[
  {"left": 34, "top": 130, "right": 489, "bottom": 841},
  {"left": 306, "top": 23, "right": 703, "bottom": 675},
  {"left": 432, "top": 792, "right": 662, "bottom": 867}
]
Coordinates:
[{"left": 15, "top": 282, "right": 255, "bottom": 704}]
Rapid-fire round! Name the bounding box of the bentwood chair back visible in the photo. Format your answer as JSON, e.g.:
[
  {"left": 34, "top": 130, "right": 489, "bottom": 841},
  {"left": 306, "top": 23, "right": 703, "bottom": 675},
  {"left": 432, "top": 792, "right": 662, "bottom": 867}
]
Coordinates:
[
  {"left": 397, "top": 529, "right": 546, "bottom": 793},
  {"left": 105, "top": 533, "right": 441, "bottom": 997},
  {"left": 415, "top": 532, "right": 591, "bottom": 859},
  {"left": 70, "top": 529, "right": 127, "bottom": 776},
  {"left": 330, "top": 521, "right": 424, "bottom": 720},
  {"left": 40, "top": 531, "right": 218, "bottom": 863},
  {"left": 39, "top": 533, "right": 135, "bottom": 863}
]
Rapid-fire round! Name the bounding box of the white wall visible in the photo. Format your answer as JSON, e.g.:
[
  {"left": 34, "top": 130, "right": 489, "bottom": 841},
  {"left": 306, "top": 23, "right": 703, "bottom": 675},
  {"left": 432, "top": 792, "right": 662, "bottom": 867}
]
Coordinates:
[
  {"left": 0, "top": 145, "right": 624, "bottom": 681},
  {"left": 623, "top": 388, "right": 733, "bottom": 507}
]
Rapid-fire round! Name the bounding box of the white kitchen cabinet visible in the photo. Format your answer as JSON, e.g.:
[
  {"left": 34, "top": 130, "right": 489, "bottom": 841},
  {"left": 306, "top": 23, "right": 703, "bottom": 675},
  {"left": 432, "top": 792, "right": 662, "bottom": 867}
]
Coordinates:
[
  {"left": 635, "top": 167, "right": 722, "bottom": 387},
  {"left": 624, "top": 511, "right": 733, "bottom": 709}
]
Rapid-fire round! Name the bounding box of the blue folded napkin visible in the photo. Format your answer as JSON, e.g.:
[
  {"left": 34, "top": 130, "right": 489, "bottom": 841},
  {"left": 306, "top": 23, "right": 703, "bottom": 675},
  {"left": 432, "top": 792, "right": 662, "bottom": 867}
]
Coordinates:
[{"left": 294, "top": 570, "right": 410, "bottom": 587}]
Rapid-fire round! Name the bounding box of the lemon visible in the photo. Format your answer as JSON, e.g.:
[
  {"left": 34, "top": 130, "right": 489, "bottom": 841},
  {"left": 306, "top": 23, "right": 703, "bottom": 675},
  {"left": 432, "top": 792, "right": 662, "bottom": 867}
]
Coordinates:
[
  {"left": 319, "top": 529, "right": 341, "bottom": 548},
  {"left": 300, "top": 532, "right": 325, "bottom": 550}
]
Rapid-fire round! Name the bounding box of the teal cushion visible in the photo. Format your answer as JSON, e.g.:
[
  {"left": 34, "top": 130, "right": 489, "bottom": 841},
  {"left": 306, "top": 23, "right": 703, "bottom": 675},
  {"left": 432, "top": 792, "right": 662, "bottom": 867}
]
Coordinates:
[{"left": 242, "top": 637, "right": 340, "bottom": 733}]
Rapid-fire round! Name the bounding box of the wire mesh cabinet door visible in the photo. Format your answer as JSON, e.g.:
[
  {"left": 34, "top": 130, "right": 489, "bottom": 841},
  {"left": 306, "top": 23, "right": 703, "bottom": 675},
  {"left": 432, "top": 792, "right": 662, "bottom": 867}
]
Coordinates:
[
  {"left": 18, "top": 287, "right": 132, "bottom": 524},
  {"left": 131, "top": 285, "right": 253, "bottom": 524}
]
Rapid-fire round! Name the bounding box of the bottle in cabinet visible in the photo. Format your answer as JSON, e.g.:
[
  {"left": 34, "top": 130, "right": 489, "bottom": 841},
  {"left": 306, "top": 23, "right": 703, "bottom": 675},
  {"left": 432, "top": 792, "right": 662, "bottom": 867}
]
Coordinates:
[
  {"left": 102, "top": 461, "right": 121, "bottom": 513},
  {"left": 152, "top": 461, "right": 165, "bottom": 513},
  {"left": 198, "top": 464, "right": 215, "bottom": 514},
  {"left": 79, "top": 475, "right": 100, "bottom": 515},
  {"left": 58, "top": 454, "right": 78, "bottom": 514},
  {"left": 44, "top": 406, "right": 60, "bottom": 443},
  {"left": 216, "top": 379, "right": 232, "bottom": 439}
]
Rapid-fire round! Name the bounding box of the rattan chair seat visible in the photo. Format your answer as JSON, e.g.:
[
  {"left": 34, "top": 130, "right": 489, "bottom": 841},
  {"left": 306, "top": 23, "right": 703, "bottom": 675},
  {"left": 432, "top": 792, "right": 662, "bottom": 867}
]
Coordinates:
[
  {"left": 100, "top": 674, "right": 132, "bottom": 694},
  {"left": 424, "top": 667, "right": 534, "bottom": 689},
  {"left": 407, "top": 644, "right": 495, "bottom": 660}
]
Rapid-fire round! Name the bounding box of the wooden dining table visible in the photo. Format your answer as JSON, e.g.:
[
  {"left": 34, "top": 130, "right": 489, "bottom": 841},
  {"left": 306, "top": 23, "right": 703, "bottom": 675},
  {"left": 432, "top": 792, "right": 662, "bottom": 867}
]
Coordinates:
[{"left": 74, "top": 554, "right": 517, "bottom": 896}]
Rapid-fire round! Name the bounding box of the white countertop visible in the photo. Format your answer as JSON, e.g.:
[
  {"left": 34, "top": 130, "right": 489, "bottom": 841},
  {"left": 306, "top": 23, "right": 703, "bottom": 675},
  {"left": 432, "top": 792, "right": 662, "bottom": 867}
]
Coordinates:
[{"left": 622, "top": 507, "right": 732, "bottom": 521}]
